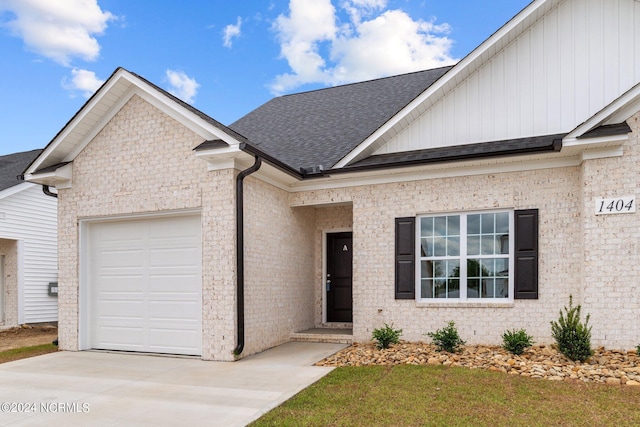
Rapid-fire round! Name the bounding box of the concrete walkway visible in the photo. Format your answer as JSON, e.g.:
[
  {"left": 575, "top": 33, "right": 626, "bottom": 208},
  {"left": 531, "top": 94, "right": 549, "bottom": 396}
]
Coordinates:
[{"left": 0, "top": 342, "right": 347, "bottom": 426}]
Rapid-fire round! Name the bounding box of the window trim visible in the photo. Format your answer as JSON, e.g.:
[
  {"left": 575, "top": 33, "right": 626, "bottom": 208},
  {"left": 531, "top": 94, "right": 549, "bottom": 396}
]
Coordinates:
[{"left": 415, "top": 209, "right": 515, "bottom": 304}]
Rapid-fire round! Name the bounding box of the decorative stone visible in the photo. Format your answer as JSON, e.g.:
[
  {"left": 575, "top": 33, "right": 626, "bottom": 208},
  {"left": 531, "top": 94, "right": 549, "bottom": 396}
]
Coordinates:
[{"left": 316, "top": 341, "right": 640, "bottom": 385}]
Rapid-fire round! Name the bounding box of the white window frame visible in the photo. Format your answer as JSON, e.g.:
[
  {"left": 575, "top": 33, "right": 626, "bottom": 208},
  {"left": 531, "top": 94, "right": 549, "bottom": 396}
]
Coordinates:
[{"left": 415, "top": 209, "right": 514, "bottom": 303}]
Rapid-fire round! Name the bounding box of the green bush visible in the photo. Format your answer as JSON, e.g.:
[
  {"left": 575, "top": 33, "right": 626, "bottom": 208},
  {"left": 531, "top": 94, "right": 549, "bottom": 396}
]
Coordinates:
[
  {"left": 372, "top": 323, "right": 402, "bottom": 349},
  {"left": 502, "top": 328, "right": 535, "bottom": 355},
  {"left": 636, "top": 344, "right": 640, "bottom": 355},
  {"left": 550, "top": 296, "right": 593, "bottom": 362},
  {"left": 427, "top": 321, "right": 466, "bottom": 353}
]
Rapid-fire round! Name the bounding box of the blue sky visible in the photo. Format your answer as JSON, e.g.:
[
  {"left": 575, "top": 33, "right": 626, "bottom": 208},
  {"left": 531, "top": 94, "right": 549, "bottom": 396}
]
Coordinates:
[{"left": 0, "top": 0, "right": 531, "bottom": 156}]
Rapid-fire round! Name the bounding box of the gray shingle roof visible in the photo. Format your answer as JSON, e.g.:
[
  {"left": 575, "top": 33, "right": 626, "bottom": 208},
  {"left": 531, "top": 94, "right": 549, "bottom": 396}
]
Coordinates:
[
  {"left": 229, "top": 66, "right": 452, "bottom": 171},
  {"left": 335, "top": 133, "right": 564, "bottom": 173},
  {"left": 0, "top": 149, "right": 43, "bottom": 192}
]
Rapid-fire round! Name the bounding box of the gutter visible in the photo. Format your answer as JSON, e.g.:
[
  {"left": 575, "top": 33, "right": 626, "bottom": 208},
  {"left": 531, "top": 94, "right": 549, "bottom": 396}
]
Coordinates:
[
  {"left": 239, "top": 142, "right": 326, "bottom": 180},
  {"left": 17, "top": 174, "right": 58, "bottom": 198},
  {"left": 42, "top": 185, "right": 58, "bottom": 198},
  {"left": 233, "top": 155, "right": 262, "bottom": 356}
]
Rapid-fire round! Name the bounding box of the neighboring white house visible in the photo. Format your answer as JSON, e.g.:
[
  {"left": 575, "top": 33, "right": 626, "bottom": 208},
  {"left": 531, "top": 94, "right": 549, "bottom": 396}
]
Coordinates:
[
  {"left": 24, "top": 0, "right": 640, "bottom": 360},
  {"left": 0, "top": 149, "right": 58, "bottom": 328}
]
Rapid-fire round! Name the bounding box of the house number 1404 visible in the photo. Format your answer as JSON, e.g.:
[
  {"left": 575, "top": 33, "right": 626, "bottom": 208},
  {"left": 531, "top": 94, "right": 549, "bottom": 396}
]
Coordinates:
[{"left": 595, "top": 196, "right": 636, "bottom": 215}]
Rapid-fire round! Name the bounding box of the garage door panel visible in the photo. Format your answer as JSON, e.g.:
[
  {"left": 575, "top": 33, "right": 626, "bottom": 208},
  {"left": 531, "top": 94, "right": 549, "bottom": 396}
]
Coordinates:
[
  {"left": 148, "top": 328, "right": 199, "bottom": 353},
  {"left": 149, "top": 301, "right": 200, "bottom": 320},
  {"left": 97, "top": 276, "right": 145, "bottom": 293},
  {"left": 149, "top": 247, "right": 200, "bottom": 266},
  {"left": 148, "top": 216, "right": 200, "bottom": 235},
  {"left": 97, "top": 298, "right": 145, "bottom": 316},
  {"left": 98, "top": 249, "right": 146, "bottom": 268},
  {"left": 149, "top": 275, "right": 201, "bottom": 292},
  {"left": 88, "top": 214, "right": 202, "bottom": 356},
  {"left": 96, "top": 327, "right": 145, "bottom": 350}
]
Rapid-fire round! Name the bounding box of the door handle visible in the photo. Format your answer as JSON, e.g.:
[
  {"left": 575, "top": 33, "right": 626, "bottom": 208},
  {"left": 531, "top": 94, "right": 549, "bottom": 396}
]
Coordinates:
[{"left": 326, "top": 279, "right": 331, "bottom": 292}]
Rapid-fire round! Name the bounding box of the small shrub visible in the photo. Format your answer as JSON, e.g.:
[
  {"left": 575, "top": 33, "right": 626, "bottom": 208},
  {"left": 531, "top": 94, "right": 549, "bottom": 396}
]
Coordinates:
[
  {"left": 550, "top": 296, "right": 593, "bottom": 362},
  {"left": 636, "top": 344, "right": 640, "bottom": 355},
  {"left": 502, "top": 329, "right": 534, "bottom": 355},
  {"left": 372, "top": 323, "right": 402, "bottom": 349},
  {"left": 427, "top": 321, "right": 466, "bottom": 353}
]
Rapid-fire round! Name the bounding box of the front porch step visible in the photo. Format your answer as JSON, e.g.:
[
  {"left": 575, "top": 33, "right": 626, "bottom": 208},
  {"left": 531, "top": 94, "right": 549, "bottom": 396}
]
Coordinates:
[{"left": 290, "top": 328, "right": 353, "bottom": 344}]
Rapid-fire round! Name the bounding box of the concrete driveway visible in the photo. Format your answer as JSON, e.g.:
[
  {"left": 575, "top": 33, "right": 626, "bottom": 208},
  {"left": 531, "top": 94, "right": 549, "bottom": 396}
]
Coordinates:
[{"left": 0, "top": 342, "right": 347, "bottom": 426}]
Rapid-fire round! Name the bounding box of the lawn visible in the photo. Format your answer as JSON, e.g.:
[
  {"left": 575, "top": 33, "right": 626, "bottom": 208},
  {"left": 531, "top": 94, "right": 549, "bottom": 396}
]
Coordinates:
[
  {"left": 251, "top": 365, "right": 640, "bottom": 426},
  {"left": 0, "top": 344, "right": 58, "bottom": 364}
]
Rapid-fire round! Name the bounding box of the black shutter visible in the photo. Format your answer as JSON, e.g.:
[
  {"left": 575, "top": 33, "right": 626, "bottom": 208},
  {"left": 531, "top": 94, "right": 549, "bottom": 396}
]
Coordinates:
[
  {"left": 514, "top": 209, "right": 539, "bottom": 299},
  {"left": 395, "top": 217, "right": 415, "bottom": 299}
]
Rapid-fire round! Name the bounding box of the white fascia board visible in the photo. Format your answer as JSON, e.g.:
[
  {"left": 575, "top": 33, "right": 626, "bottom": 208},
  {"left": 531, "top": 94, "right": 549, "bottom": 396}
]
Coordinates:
[
  {"left": 26, "top": 68, "right": 245, "bottom": 176},
  {"left": 0, "top": 182, "right": 37, "bottom": 201},
  {"left": 24, "top": 163, "right": 72, "bottom": 188},
  {"left": 25, "top": 68, "right": 133, "bottom": 176},
  {"left": 562, "top": 134, "right": 629, "bottom": 148},
  {"left": 580, "top": 146, "right": 625, "bottom": 161},
  {"left": 290, "top": 153, "right": 581, "bottom": 196},
  {"left": 334, "top": 0, "right": 554, "bottom": 169},
  {"left": 64, "top": 84, "right": 137, "bottom": 162},
  {"left": 565, "top": 83, "right": 640, "bottom": 139},
  {"left": 195, "top": 146, "right": 250, "bottom": 171},
  {"left": 65, "top": 77, "right": 245, "bottom": 163},
  {"left": 130, "top": 83, "right": 246, "bottom": 147}
]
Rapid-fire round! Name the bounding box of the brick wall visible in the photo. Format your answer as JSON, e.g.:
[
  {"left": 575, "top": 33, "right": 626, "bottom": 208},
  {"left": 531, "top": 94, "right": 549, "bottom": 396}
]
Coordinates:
[
  {"left": 242, "top": 177, "right": 316, "bottom": 355},
  {"left": 55, "top": 92, "right": 640, "bottom": 359},
  {"left": 57, "top": 95, "right": 237, "bottom": 360},
  {"left": 580, "top": 112, "right": 640, "bottom": 349},
  {"left": 289, "top": 116, "right": 640, "bottom": 350},
  {"left": 291, "top": 166, "right": 583, "bottom": 347}
]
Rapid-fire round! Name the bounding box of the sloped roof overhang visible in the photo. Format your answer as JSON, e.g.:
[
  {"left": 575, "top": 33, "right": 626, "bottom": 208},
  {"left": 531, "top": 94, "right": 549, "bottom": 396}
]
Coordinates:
[{"left": 24, "top": 68, "right": 248, "bottom": 187}]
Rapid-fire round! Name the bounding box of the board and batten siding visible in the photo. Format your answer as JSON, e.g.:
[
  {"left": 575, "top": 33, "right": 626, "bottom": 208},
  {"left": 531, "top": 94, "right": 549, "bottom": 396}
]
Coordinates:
[
  {"left": 0, "top": 183, "right": 57, "bottom": 323},
  {"left": 375, "top": 0, "right": 640, "bottom": 155}
]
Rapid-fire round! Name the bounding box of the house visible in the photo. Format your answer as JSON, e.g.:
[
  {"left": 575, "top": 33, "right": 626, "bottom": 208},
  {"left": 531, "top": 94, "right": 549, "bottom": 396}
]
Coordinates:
[
  {"left": 24, "top": 0, "right": 640, "bottom": 361},
  {"left": 0, "top": 149, "right": 58, "bottom": 329}
]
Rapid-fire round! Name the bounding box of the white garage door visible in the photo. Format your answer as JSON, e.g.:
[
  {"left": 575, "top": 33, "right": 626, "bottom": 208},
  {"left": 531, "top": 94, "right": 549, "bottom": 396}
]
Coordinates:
[{"left": 88, "top": 214, "right": 202, "bottom": 356}]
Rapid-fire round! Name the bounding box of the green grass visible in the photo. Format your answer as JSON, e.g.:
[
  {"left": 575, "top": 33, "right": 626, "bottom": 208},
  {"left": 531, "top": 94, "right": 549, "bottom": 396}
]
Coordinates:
[
  {"left": 251, "top": 365, "right": 640, "bottom": 426},
  {"left": 0, "top": 344, "right": 58, "bottom": 364}
]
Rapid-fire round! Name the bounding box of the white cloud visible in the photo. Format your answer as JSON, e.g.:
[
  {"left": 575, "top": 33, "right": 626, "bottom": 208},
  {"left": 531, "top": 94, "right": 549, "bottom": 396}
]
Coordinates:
[
  {"left": 165, "top": 70, "right": 199, "bottom": 104},
  {"left": 62, "top": 68, "right": 104, "bottom": 98},
  {"left": 223, "top": 17, "right": 242, "bottom": 48},
  {"left": 0, "top": 0, "right": 115, "bottom": 66},
  {"left": 270, "top": 0, "right": 457, "bottom": 94},
  {"left": 270, "top": 0, "right": 338, "bottom": 93},
  {"left": 331, "top": 10, "right": 454, "bottom": 82},
  {"left": 340, "top": 0, "right": 386, "bottom": 25}
]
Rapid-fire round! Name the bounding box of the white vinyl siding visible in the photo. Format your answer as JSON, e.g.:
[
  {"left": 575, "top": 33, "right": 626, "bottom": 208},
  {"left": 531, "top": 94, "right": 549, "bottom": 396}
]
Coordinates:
[
  {"left": 87, "top": 214, "right": 202, "bottom": 356},
  {"left": 375, "top": 0, "right": 640, "bottom": 156},
  {"left": 0, "top": 184, "right": 57, "bottom": 323}
]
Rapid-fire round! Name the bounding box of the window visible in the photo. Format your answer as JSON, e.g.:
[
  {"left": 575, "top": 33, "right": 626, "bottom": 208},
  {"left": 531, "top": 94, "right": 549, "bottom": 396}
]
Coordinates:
[
  {"left": 418, "top": 211, "right": 512, "bottom": 301},
  {"left": 395, "top": 210, "right": 538, "bottom": 301}
]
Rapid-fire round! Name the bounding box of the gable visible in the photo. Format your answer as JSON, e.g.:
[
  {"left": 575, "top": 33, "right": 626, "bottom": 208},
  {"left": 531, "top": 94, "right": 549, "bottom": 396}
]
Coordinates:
[
  {"left": 24, "top": 68, "right": 246, "bottom": 188},
  {"left": 71, "top": 95, "right": 209, "bottom": 200},
  {"left": 344, "top": 0, "right": 640, "bottom": 163}
]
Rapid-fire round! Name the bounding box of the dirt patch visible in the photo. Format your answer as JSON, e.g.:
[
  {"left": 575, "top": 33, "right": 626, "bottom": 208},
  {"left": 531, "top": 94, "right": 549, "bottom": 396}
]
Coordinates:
[{"left": 0, "top": 325, "right": 58, "bottom": 352}]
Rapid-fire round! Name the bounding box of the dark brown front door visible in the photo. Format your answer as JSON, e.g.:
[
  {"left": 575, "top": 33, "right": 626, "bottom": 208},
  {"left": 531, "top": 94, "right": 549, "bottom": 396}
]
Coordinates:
[{"left": 326, "top": 232, "right": 353, "bottom": 323}]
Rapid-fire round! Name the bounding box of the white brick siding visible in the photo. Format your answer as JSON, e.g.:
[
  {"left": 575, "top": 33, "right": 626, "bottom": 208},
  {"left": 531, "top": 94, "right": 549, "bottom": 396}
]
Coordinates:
[{"left": 57, "top": 94, "right": 640, "bottom": 359}]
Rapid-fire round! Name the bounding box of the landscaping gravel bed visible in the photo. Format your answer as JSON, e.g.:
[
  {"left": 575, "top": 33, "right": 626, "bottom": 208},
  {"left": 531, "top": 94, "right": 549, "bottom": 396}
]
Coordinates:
[{"left": 316, "top": 341, "right": 640, "bottom": 385}]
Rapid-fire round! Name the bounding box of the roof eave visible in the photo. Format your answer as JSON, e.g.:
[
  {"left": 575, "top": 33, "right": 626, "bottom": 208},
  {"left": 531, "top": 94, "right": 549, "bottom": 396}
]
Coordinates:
[{"left": 24, "top": 68, "right": 248, "bottom": 178}]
